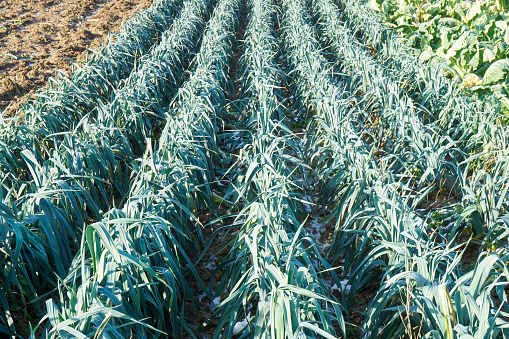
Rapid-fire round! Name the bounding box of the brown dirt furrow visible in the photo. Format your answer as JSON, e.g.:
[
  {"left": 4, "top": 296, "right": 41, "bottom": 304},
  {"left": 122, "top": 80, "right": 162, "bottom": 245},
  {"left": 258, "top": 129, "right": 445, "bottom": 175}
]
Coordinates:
[{"left": 0, "top": 0, "right": 153, "bottom": 115}]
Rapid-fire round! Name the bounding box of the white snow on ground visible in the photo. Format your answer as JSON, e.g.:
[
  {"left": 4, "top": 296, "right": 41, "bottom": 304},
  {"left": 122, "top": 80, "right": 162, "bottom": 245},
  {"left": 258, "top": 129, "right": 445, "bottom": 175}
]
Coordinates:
[
  {"left": 308, "top": 215, "right": 325, "bottom": 247},
  {"left": 299, "top": 194, "right": 326, "bottom": 248},
  {"left": 205, "top": 262, "right": 216, "bottom": 269},
  {"left": 205, "top": 256, "right": 217, "bottom": 269},
  {"left": 331, "top": 279, "right": 351, "bottom": 293},
  {"left": 443, "top": 222, "right": 455, "bottom": 231},
  {"left": 198, "top": 292, "right": 206, "bottom": 302},
  {"left": 212, "top": 296, "right": 222, "bottom": 307},
  {"left": 232, "top": 314, "right": 254, "bottom": 335},
  {"left": 301, "top": 195, "right": 313, "bottom": 213},
  {"left": 340, "top": 279, "right": 351, "bottom": 292}
]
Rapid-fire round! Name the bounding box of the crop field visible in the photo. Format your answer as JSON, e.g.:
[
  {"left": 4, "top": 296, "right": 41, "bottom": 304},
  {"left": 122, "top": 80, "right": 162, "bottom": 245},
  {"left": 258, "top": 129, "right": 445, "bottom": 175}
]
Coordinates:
[{"left": 1, "top": 0, "right": 509, "bottom": 338}]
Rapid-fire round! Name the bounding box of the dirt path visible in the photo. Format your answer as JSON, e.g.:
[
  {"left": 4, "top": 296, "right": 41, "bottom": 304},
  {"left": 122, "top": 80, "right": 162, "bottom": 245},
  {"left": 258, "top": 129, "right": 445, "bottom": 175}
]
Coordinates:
[{"left": 0, "top": 0, "right": 153, "bottom": 115}]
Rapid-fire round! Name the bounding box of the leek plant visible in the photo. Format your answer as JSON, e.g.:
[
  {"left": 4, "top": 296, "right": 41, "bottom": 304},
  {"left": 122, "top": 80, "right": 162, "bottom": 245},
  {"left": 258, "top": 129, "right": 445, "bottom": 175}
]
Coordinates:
[
  {"left": 36, "top": 0, "right": 241, "bottom": 337},
  {"left": 212, "top": 0, "right": 345, "bottom": 337},
  {"left": 275, "top": 0, "right": 509, "bottom": 336},
  {"left": 334, "top": 0, "right": 506, "bottom": 156},
  {"left": 312, "top": 0, "right": 509, "bottom": 250},
  {"left": 0, "top": 0, "right": 225, "bottom": 336},
  {"left": 21, "top": 0, "right": 184, "bottom": 136},
  {"left": 92, "top": 0, "right": 217, "bottom": 153}
]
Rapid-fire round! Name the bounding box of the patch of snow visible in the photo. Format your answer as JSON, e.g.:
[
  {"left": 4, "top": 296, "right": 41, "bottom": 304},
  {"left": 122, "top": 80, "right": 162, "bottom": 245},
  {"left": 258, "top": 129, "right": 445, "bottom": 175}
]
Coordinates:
[
  {"left": 302, "top": 195, "right": 313, "bottom": 213},
  {"left": 340, "top": 279, "right": 351, "bottom": 292},
  {"left": 205, "top": 261, "right": 216, "bottom": 269},
  {"left": 322, "top": 242, "right": 331, "bottom": 251},
  {"left": 442, "top": 222, "right": 455, "bottom": 231},
  {"left": 232, "top": 314, "right": 254, "bottom": 335},
  {"left": 442, "top": 216, "right": 453, "bottom": 223},
  {"left": 212, "top": 296, "right": 222, "bottom": 307},
  {"left": 308, "top": 216, "right": 324, "bottom": 247},
  {"left": 332, "top": 279, "right": 351, "bottom": 293}
]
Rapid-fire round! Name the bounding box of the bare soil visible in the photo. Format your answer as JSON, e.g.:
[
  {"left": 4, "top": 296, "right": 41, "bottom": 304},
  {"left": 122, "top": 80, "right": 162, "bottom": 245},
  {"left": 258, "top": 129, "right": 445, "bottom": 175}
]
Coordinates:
[{"left": 0, "top": 0, "right": 153, "bottom": 115}]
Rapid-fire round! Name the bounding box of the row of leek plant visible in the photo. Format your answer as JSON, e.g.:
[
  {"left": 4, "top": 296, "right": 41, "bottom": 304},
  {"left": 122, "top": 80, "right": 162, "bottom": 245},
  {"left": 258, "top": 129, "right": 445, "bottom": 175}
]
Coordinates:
[
  {"left": 89, "top": 0, "right": 218, "bottom": 154},
  {"left": 0, "top": 0, "right": 218, "bottom": 336},
  {"left": 0, "top": 0, "right": 183, "bottom": 180},
  {"left": 0, "top": 0, "right": 213, "bottom": 206},
  {"left": 277, "top": 0, "right": 509, "bottom": 337},
  {"left": 310, "top": 94, "right": 509, "bottom": 338},
  {"left": 331, "top": 0, "right": 509, "bottom": 210},
  {"left": 308, "top": 0, "right": 509, "bottom": 334},
  {"left": 333, "top": 0, "right": 506, "bottom": 157},
  {"left": 278, "top": 0, "right": 364, "bottom": 305},
  {"left": 310, "top": 0, "right": 509, "bottom": 253},
  {"left": 35, "top": 0, "right": 241, "bottom": 337},
  {"left": 313, "top": 91, "right": 509, "bottom": 339},
  {"left": 210, "top": 0, "right": 345, "bottom": 337},
  {"left": 19, "top": 0, "right": 183, "bottom": 136}
]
